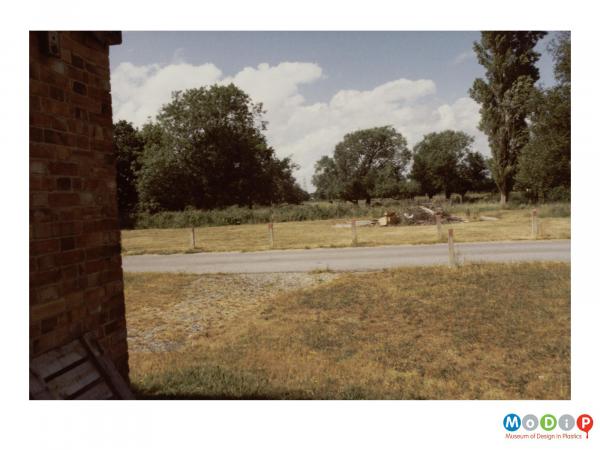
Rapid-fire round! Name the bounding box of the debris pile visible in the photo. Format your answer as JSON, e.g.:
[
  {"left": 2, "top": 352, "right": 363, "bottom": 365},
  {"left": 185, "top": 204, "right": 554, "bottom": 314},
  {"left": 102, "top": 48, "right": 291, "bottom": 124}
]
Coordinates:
[
  {"left": 333, "top": 205, "right": 466, "bottom": 229},
  {"left": 377, "top": 205, "right": 465, "bottom": 226}
]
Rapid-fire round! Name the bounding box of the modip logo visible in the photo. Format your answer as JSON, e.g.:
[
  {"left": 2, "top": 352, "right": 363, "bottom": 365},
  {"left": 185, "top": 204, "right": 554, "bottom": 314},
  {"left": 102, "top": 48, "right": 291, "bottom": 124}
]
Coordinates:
[
  {"left": 503, "top": 414, "right": 521, "bottom": 432},
  {"left": 503, "top": 413, "right": 594, "bottom": 439},
  {"left": 577, "top": 414, "right": 594, "bottom": 439}
]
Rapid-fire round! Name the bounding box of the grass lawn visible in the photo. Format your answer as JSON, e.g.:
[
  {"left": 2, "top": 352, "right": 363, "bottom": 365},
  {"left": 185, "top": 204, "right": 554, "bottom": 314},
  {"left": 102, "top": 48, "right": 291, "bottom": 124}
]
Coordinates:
[
  {"left": 121, "top": 209, "right": 571, "bottom": 255},
  {"left": 125, "top": 262, "right": 571, "bottom": 399}
]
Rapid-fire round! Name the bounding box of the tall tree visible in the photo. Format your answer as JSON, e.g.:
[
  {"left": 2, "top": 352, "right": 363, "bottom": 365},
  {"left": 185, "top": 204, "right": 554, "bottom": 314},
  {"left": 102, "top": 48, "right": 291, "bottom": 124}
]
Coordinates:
[
  {"left": 312, "top": 155, "right": 340, "bottom": 200},
  {"left": 136, "top": 84, "right": 305, "bottom": 211},
  {"left": 469, "top": 31, "right": 547, "bottom": 205},
  {"left": 331, "top": 126, "right": 411, "bottom": 204},
  {"left": 411, "top": 130, "right": 489, "bottom": 198},
  {"left": 113, "top": 120, "right": 144, "bottom": 224},
  {"left": 516, "top": 32, "right": 571, "bottom": 201}
]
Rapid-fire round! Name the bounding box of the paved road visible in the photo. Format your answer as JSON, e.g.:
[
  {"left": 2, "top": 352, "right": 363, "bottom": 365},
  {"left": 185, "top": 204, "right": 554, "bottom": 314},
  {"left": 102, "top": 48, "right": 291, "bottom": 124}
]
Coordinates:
[{"left": 122, "top": 240, "right": 570, "bottom": 274}]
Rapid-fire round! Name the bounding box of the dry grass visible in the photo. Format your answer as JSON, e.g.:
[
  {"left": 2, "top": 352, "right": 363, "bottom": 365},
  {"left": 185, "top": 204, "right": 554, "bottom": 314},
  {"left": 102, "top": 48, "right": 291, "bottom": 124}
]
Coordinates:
[
  {"left": 126, "top": 262, "right": 571, "bottom": 400},
  {"left": 121, "top": 209, "right": 571, "bottom": 255}
]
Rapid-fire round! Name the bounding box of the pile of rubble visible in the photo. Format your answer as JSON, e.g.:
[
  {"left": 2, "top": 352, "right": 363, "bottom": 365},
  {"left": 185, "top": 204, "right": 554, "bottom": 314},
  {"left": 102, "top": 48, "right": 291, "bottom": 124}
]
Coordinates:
[
  {"left": 333, "top": 204, "right": 467, "bottom": 229},
  {"left": 376, "top": 205, "right": 465, "bottom": 226}
]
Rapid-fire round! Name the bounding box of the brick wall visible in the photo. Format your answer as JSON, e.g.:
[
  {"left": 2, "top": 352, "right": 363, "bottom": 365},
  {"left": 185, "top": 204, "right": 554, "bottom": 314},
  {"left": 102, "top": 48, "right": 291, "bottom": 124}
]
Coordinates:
[{"left": 29, "top": 31, "right": 129, "bottom": 380}]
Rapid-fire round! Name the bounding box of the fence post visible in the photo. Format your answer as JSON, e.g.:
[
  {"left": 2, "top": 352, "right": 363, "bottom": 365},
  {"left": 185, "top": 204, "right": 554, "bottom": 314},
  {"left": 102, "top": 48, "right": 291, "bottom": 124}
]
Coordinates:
[
  {"left": 448, "top": 228, "right": 457, "bottom": 268},
  {"left": 435, "top": 213, "right": 443, "bottom": 240},
  {"left": 190, "top": 227, "right": 196, "bottom": 249},
  {"left": 268, "top": 222, "right": 274, "bottom": 249},
  {"left": 531, "top": 208, "right": 539, "bottom": 239},
  {"left": 351, "top": 219, "right": 358, "bottom": 246}
]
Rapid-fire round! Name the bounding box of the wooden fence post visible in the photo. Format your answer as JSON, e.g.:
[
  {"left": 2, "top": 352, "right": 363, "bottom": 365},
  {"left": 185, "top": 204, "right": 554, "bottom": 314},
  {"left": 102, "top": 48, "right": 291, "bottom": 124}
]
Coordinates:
[
  {"left": 531, "top": 208, "right": 539, "bottom": 239},
  {"left": 448, "top": 228, "right": 457, "bottom": 268},
  {"left": 268, "top": 222, "right": 274, "bottom": 249},
  {"left": 190, "top": 227, "right": 196, "bottom": 249},
  {"left": 435, "top": 213, "right": 443, "bottom": 240},
  {"left": 351, "top": 219, "right": 358, "bottom": 246}
]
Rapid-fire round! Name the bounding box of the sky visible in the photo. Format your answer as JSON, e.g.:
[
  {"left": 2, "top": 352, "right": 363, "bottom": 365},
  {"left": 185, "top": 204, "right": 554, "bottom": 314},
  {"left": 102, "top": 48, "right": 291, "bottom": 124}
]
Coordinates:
[{"left": 109, "top": 31, "right": 558, "bottom": 190}]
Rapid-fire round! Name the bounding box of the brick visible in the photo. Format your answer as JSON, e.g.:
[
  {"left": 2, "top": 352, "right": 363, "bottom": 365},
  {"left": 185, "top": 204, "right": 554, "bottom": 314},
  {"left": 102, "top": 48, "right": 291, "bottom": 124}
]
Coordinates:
[
  {"left": 39, "top": 65, "right": 69, "bottom": 88},
  {"left": 50, "top": 60, "right": 65, "bottom": 75},
  {"left": 44, "top": 129, "right": 76, "bottom": 146},
  {"left": 30, "top": 62, "right": 40, "bottom": 80},
  {"left": 30, "top": 79, "right": 49, "bottom": 97},
  {"left": 30, "top": 299, "right": 65, "bottom": 321},
  {"left": 104, "top": 319, "right": 124, "bottom": 335},
  {"left": 30, "top": 112, "right": 52, "bottom": 128},
  {"left": 48, "top": 161, "right": 78, "bottom": 176},
  {"left": 30, "top": 268, "right": 62, "bottom": 287},
  {"left": 30, "top": 144, "right": 56, "bottom": 161},
  {"left": 31, "top": 222, "right": 53, "bottom": 239},
  {"left": 71, "top": 53, "right": 85, "bottom": 69},
  {"left": 37, "top": 254, "right": 56, "bottom": 271},
  {"left": 40, "top": 97, "right": 71, "bottom": 117},
  {"left": 49, "top": 85, "right": 65, "bottom": 101},
  {"left": 30, "top": 238, "right": 60, "bottom": 255},
  {"left": 60, "top": 236, "right": 76, "bottom": 251},
  {"left": 85, "top": 259, "right": 106, "bottom": 274},
  {"left": 30, "top": 95, "right": 41, "bottom": 111},
  {"left": 30, "top": 126, "right": 44, "bottom": 142},
  {"left": 48, "top": 192, "right": 80, "bottom": 207},
  {"left": 72, "top": 81, "right": 87, "bottom": 95},
  {"left": 56, "top": 177, "right": 71, "bottom": 190},
  {"left": 30, "top": 192, "right": 48, "bottom": 207},
  {"left": 29, "top": 160, "right": 47, "bottom": 174},
  {"left": 35, "top": 286, "right": 59, "bottom": 304},
  {"left": 56, "top": 249, "right": 84, "bottom": 266},
  {"left": 41, "top": 316, "right": 59, "bottom": 333}
]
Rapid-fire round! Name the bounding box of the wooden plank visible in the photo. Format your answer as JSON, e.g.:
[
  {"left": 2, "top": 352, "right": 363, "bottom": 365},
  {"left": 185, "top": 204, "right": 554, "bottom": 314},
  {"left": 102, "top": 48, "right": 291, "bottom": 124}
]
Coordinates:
[
  {"left": 29, "top": 370, "right": 55, "bottom": 399},
  {"left": 46, "top": 360, "right": 101, "bottom": 399},
  {"left": 75, "top": 381, "right": 114, "bottom": 400},
  {"left": 82, "top": 333, "right": 135, "bottom": 399},
  {"left": 31, "top": 341, "right": 87, "bottom": 380}
]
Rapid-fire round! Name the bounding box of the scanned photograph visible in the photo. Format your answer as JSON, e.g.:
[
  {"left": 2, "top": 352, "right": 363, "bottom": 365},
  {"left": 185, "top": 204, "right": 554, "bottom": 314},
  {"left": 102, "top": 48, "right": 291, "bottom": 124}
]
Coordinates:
[{"left": 29, "top": 31, "right": 570, "bottom": 400}]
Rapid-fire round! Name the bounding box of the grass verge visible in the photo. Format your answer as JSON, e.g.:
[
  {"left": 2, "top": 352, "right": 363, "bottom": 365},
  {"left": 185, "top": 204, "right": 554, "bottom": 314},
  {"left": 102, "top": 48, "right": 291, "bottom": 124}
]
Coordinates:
[
  {"left": 121, "top": 209, "right": 570, "bottom": 255},
  {"left": 126, "top": 262, "right": 570, "bottom": 399}
]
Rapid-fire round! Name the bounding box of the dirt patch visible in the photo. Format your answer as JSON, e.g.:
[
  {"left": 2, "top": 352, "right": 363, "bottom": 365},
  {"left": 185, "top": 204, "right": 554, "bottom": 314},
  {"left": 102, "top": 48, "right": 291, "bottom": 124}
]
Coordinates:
[{"left": 126, "top": 272, "right": 339, "bottom": 353}]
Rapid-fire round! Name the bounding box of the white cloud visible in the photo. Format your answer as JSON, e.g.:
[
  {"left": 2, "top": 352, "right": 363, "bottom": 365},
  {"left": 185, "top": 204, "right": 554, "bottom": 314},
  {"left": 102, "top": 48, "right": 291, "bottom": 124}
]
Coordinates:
[
  {"left": 111, "top": 62, "right": 222, "bottom": 125},
  {"left": 452, "top": 50, "right": 475, "bottom": 66},
  {"left": 111, "top": 60, "right": 488, "bottom": 189}
]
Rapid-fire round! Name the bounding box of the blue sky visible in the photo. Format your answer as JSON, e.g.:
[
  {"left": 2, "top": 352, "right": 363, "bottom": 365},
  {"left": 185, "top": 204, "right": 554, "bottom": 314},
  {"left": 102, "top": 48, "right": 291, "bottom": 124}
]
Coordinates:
[{"left": 110, "top": 31, "right": 558, "bottom": 188}]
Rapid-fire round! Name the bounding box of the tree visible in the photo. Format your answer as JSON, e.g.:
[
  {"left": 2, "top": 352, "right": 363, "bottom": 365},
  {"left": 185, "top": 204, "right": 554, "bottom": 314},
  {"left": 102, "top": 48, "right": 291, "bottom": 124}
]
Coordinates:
[
  {"left": 312, "top": 156, "right": 340, "bottom": 200},
  {"left": 136, "top": 84, "right": 305, "bottom": 211},
  {"left": 316, "top": 126, "right": 411, "bottom": 204},
  {"left": 411, "top": 130, "right": 489, "bottom": 198},
  {"left": 113, "top": 120, "right": 144, "bottom": 224},
  {"left": 516, "top": 32, "right": 570, "bottom": 201},
  {"left": 456, "top": 151, "right": 495, "bottom": 196},
  {"left": 469, "top": 31, "right": 547, "bottom": 205}
]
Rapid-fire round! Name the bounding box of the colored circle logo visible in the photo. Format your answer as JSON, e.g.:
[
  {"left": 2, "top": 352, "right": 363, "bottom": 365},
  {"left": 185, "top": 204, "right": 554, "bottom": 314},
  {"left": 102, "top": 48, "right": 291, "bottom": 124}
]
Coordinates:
[
  {"left": 558, "top": 414, "right": 575, "bottom": 431},
  {"left": 503, "top": 413, "right": 521, "bottom": 432},
  {"left": 540, "top": 414, "right": 557, "bottom": 431},
  {"left": 577, "top": 414, "right": 593, "bottom": 439},
  {"left": 522, "top": 414, "right": 538, "bottom": 431}
]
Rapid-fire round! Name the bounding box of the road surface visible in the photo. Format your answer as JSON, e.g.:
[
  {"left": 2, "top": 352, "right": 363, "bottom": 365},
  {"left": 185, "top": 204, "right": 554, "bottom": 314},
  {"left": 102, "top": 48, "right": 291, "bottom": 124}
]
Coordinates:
[{"left": 122, "top": 240, "right": 570, "bottom": 274}]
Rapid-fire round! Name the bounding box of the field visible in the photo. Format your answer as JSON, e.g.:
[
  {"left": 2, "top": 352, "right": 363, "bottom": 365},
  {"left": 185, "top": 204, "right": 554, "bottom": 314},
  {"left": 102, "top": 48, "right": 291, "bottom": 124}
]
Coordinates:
[
  {"left": 125, "top": 262, "right": 571, "bottom": 400},
  {"left": 121, "top": 208, "right": 571, "bottom": 255}
]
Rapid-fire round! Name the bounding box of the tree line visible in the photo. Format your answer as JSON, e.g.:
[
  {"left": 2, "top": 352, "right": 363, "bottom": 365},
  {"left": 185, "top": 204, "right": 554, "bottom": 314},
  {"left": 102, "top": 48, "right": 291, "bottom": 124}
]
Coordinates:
[
  {"left": 114, "top": 84, "right": 309, "bottom": 223},
  {"left": 114, "top": 31, "right": 570, "bottom": 221},
  {"left": 313, "top": 31, "right": 570, "bottom": 205},
  {"left": 312, "top": 127, "right": 494, "bottom": 203}
]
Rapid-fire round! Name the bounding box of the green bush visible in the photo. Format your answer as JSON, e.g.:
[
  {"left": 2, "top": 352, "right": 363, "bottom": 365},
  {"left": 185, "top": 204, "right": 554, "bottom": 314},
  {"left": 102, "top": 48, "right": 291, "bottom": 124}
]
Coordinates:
[{"left": 128, "top": 198, "right": 571, "bottom": 229}]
